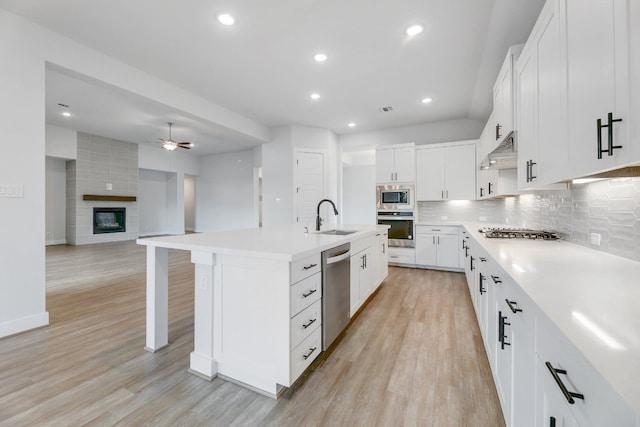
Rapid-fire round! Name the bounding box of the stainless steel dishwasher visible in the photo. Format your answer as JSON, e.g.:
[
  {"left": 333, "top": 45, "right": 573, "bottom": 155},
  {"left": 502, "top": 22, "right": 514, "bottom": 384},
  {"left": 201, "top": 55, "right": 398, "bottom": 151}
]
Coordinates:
[{"left": 321, "top": 243, "right": 351, "bottom": 350}]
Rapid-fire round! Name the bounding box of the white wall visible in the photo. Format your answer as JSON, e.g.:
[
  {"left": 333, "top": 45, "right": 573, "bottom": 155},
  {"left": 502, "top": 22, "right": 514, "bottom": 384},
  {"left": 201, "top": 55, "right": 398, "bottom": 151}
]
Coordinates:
[
  {"left": 45, "top": 157, "right": 67, "bottom": 244},
  {"left": 338, "top": 118, "right": 484, "bottom": 151},
  {"left": 0, "top": 9, "right": 49, "bottom": 336},
  {"left": 342, "top": 165, "right": 377, "bottom": 225},
  {"left": 196, "top": 149, "right": 256, "bottom": 231},
  {"left": 138, "top": 169, "right": 169, "bottom": 236},
  {"left": 45, "top": 125, "right": 77, "bottom": 159},
  {"left": 262, "top": 126, "right": 294, "bottom": 226},
  {"left": 138, "top": 144, "right": 200, "bottom": 175}
]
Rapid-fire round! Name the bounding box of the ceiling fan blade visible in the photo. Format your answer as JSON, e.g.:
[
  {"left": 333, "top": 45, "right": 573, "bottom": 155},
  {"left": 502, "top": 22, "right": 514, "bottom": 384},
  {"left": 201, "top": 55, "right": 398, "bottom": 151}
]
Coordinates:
[{"left": 178, "top": 144, "right": 192, "bottom": 150}]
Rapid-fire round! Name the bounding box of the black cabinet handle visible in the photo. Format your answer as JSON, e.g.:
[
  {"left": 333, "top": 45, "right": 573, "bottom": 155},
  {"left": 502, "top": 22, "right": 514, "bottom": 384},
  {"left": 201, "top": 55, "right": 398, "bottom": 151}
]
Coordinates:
[
  {"left": 498, "top": 311, "right": 510, "bottom": 349},
  {"left": 491, "top": 275, "right": 502, "bottom": 284},
  {"left": 598, "top": 113, "right": 623, "bottom": 159},
  {"left": 545, "top": 362, "right": 585, "bottom": 404},
  {"left": 303, "top": 263, "right": 318, "bottom": 270},
  {"left": 479, "top": 257, "right": 487, "bottom": 262},
  {"left": 496, "top": 123, "right": 501, "bottom": 140},
  {"left": 302, "top": 318, "right": 317, "bottom": 329},
  {"left": 470, "top": 256, "right": 475, "bottom": 271},
  {"left": 302, "top": 289, "right": 317, "bottom": 298},
  {"left": 465, "top": 246, "right": 469, "bottom": 258},
  {"left": 505, "top": 299, "right": 522, "bottom": 313},
  {"left": 480, "top": 187, "right": 484, "bottom": 197},
  {"left": 529, "top": 160, "right": 537, "bottom": 181},
  {"left": 550, "top": 417, "right": 556, "bottom": 427},
  {"left": 303, "top": 346, "right": 317, "bottom": 360},
  {"left": 488, "top": 182, "right": 493, "bottom": 194},
  {"left": 479, "top": 273, "right": 486, "bottom": 295},
  {"left": 526, "top": 160, "right": 530, "bottom": 182}
]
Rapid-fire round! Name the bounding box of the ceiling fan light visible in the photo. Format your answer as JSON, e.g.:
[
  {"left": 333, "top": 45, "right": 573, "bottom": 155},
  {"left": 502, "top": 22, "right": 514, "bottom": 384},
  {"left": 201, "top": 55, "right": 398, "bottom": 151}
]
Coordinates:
[{"left": 163, "top": 141, "right": 178, "bottom": 151}]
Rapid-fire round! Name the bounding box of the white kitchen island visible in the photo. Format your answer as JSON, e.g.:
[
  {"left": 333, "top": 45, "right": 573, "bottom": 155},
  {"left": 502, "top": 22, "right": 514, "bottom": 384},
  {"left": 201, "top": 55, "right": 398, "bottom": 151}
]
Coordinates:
[{"left": 137, "top": 224, "right": 389, "bottom": 398}]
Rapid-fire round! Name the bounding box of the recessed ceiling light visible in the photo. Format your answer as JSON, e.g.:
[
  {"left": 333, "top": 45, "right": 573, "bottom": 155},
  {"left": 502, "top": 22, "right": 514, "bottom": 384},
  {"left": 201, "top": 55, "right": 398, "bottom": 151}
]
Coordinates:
[
  {"left": 62, "top": 111, "right": 72, "bottom": 117},
  {"left": 217, "top": 13, "right": 235, "bottom": 26},
  {"left": 313, "top": 53, "right": 327, "bottom": 62},
  {"left": 421, "top": 97, "right": 433, "bottom": 104},
  {"left": 406, "top": 25, "right": 423, "bottom": 36},
  {"left": 310, "top": 93, "right": 320, "bottom": 100},
  {"left": 348, "top": 122, "right": 356, "bottom": 128}
]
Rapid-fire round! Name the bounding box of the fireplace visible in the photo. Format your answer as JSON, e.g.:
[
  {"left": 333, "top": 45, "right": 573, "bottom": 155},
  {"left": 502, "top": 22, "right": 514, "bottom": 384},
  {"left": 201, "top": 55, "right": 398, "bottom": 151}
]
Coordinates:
[{"left": 93, "top": 207, "right": 126, "bottom": 234}]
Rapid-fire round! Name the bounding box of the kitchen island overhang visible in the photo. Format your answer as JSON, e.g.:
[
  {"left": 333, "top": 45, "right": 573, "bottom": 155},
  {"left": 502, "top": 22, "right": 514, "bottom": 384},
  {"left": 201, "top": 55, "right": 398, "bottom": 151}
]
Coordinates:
[{"left": 137, "top": 224, "right": 389, "bottom": 398}]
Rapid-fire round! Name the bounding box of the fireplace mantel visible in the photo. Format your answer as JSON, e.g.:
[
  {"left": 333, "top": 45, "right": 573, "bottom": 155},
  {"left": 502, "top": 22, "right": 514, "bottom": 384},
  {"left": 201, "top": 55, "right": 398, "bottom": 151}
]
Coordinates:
[{"left": 83, "top": 194, "right": 136, "bottom": 202}]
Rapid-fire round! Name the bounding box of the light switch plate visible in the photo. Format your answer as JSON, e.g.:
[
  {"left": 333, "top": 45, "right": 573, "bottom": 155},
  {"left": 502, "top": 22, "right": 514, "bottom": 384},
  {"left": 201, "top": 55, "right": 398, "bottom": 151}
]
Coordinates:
[
  {"left": 0, "top": 184, "right": 24, "bottom": 198},
  {"left": 106, "top": 183, "right": 113, "bottom": 191},
  {"left": 590, "top": 233, "right": 601, "bottom": 246}
]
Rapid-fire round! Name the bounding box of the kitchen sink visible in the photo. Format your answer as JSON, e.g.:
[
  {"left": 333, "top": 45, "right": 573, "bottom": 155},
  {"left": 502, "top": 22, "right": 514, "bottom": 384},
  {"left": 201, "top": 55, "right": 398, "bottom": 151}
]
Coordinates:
[{"left": 318, "top": 229, "right": 358, "bottom": 235}]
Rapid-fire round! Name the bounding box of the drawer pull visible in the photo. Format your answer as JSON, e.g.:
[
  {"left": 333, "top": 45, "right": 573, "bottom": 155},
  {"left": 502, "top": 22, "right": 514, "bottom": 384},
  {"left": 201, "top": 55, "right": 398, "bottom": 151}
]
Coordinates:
[
  {"left": 479, "top": 273, "right": 486, "bottom": 295},
  {"left": 505, "top": 299, "right": 522, "bottom": 314},
  {"left": 302, "top": 289, "right": 317, "bottom": 298},
  {"left": 550, "top": 417, "right": 556, "bottom": 427},
  {"left": 302, "top": 318, "right": 317, "bottom": 329},
  {"left": 303, "top": 263, "right": 318, "bottom": 270},
  {"left": 545, "top": 362, "right": 585, "bottom": 404},
  {"left": 491, "top": 275, "right": 502, "bottom": 284},
  {"left": 479, "top": 257, "right": 487, "bottom": 262},
  {"left": 302, "top": 346, "right": 317, "bottom": 360}
]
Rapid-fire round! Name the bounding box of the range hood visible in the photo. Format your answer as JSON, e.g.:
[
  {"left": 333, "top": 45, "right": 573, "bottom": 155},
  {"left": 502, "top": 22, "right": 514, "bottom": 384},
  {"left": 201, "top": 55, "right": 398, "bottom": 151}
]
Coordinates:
[{"left": 481, "top": 131, "right": 517, "bottom": 170}]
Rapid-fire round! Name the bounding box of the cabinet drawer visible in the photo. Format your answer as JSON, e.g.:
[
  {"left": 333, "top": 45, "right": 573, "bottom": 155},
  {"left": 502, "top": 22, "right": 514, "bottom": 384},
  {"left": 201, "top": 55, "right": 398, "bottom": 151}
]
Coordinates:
[
  {"left": 387, "top": 247, "right": 415, "bottom": 265},
  {"left": 416, "top": 225, "right": 459, "bottom": 235},
  {"left": 290, "top": 272, "right": 321, "bottom": 316},
  {"left": 536, "top": 314, "right": 635, "bottom": 427},
  {"left": 290, "top": 325, "right": 322, "bottom": 383},
  {"left": 291, "top": 252, "right": 321, "bottom": 284},
  {"left": 290, "top": 299, "right": 322, "bottom": 350}
]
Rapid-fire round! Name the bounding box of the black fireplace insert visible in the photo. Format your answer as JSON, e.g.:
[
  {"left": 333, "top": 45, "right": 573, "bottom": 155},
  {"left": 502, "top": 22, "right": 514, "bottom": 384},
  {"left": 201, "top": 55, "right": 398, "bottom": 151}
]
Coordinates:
[{"left": 93, "top": 207, "right": 126, "bottom": 234}]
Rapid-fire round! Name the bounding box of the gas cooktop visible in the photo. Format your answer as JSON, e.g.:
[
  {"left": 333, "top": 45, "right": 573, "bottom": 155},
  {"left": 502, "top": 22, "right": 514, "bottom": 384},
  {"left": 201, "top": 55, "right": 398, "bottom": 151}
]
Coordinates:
[{"left": 478, "top": 227, "right": 560, "bottom": 240}]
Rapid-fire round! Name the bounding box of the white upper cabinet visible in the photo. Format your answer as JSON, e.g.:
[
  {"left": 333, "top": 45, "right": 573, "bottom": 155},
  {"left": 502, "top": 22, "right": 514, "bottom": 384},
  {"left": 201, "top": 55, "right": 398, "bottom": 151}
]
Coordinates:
[
  {"left": 416, "top": 141, "right": 476, "bottom": 201},
  {"left": 517, "top": 0, "right": 639, "bottom": 189},
  {"left": 375, "top": 144, "right": 415, "bottom": 183},
  {"left": 517, "top": 0, "right": 568, "bottom": 189},
  {"left": 566, "top": 0, "right": 634, "bottom": 176},
  {"left": 492, "top": 45, "right": 523, "bottom": 146}
]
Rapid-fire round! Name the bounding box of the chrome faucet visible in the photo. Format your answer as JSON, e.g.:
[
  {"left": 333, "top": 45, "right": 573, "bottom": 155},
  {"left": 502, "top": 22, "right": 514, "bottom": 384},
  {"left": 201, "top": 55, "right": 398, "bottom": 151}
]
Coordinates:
[{"left": 316, "top": 199, "right": 339, "bottom": 231}]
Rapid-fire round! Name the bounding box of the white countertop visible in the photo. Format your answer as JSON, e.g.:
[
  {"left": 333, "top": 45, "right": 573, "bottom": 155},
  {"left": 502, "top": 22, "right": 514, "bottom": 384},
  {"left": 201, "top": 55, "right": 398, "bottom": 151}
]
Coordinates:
[
  {"left": 137, "top": 224, "right": 388, "bottom": 261},
  {"left": 462, "top": 223, "right": 640, "bottom": 413}
]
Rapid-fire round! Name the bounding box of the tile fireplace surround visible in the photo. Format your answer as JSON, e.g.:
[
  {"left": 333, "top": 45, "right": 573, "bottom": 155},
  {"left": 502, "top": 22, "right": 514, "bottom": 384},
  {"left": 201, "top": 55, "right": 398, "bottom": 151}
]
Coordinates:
[{"left": 66, "top": 133, "right": 139, "bottom": 245}]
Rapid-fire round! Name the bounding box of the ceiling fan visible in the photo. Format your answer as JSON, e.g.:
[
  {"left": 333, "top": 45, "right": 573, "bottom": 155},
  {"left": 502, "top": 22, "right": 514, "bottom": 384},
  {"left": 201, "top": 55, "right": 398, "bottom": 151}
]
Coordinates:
[{"left": 159, "top": 122, "right": 193, "bottom": 151}]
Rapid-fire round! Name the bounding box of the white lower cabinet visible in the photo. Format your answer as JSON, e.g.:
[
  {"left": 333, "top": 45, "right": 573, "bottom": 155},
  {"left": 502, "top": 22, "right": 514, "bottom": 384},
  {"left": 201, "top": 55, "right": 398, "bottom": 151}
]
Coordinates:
[
  {"left": 464, "top": 229, "right": 637, "bottom": 427},
  {"left": 415, "top": 226, "right": 460, "bottom": 270},
  {"left": 350, "top": 236, "right": 376, "bottom": 316},
  {"left": 376, "top": 231, "right": 389, "bottom": 286}
]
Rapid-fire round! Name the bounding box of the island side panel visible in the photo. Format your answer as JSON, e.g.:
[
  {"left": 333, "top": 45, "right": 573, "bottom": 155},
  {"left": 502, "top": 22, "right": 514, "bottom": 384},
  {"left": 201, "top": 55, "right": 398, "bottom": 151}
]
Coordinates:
[
  {"left": 213, "top": 254, "right": 291, "bottom": 396},
  {"left": 189, "top": 251, "right": 218, "bottom": 379},
  {"left": 144, "top": 245, "right": 169, "bottom": 352}
]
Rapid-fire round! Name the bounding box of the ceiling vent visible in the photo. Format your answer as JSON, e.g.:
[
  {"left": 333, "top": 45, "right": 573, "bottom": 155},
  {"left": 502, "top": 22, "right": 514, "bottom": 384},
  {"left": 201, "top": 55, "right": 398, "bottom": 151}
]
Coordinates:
[{"left": 379, "top": 106, "right": 394, "bottom": 112}]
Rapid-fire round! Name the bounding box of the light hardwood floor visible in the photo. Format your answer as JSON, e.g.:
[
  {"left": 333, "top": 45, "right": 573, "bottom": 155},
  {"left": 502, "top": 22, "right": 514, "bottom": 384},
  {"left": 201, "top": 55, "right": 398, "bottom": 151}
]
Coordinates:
[{"left": 0, "top": 241, "right": 505, "bottom": 426}]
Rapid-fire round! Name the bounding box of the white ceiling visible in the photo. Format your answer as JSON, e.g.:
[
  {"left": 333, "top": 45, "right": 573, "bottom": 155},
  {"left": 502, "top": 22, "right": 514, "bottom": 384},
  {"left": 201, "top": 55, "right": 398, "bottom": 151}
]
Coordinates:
[{"left": 1, "top": 0, "right": 545, "bottom": 155}]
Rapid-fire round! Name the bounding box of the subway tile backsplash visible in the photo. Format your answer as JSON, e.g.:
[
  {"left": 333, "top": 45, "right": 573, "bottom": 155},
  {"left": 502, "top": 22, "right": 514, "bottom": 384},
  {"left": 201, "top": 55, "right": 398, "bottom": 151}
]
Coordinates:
[{"left": 418, "top": 177, "right": 640, "bottom": 262}]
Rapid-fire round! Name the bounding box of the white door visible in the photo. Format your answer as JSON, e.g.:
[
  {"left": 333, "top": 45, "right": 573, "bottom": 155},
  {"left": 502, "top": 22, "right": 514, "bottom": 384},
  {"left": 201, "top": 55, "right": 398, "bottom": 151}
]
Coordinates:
[
  {"left": 375, "top": 148, "right": 396, "bottom": 183},
  {"left": 393, "top": 147, "right": 416, "bottom": 182},
  {"left": 436, "top": 233, "right": 460, "bottom": 268},
  {"left": 296, "top": 151, "right": 325, "bottom": 226}
]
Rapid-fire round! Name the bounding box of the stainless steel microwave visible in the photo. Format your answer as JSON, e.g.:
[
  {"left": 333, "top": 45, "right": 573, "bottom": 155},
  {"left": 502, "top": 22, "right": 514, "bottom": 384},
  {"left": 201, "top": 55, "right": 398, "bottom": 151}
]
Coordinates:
[{"left": 376, "top": 184, "right": 414, "bottom": 210}]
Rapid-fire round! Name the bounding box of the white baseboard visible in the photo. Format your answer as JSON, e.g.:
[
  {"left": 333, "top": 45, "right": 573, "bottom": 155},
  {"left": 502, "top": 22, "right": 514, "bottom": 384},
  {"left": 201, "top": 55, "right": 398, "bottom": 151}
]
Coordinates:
[
  {"left": 138, "top": 231, "right": 166, "bottom": 237},
  {"left": 0, "top": 311, "right": 49, "bottom": 338},
  {"left": 46, "top": 239, "right": 66, "bottom": 246}
]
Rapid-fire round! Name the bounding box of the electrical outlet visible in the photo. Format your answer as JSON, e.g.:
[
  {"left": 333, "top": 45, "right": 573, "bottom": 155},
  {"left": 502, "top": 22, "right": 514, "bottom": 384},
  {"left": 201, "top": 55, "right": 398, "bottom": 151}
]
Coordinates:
[
  {"left": 590, "top": 233, "right": 601, "bottom": 246},
  {"left": 106, "top": 183, "right": 113, "bottom": 191}
]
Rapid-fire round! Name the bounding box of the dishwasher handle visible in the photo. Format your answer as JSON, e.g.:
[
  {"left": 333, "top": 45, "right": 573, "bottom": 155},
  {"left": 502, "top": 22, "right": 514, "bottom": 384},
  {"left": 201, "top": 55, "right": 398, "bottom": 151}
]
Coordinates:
[{"left": 326, "top": 249, "right": 351, "bottom": 264}]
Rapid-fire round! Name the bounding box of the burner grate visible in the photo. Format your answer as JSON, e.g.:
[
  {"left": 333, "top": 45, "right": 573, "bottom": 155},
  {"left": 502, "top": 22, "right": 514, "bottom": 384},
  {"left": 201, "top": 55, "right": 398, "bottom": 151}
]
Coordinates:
[{"left": 479, "top": 227, "right": 560, "bottom": 240}]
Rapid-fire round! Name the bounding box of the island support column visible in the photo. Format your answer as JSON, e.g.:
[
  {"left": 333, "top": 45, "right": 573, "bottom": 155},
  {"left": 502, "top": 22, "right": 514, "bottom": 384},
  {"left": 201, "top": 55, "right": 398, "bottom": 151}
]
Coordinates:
[
  {"left": 189, "top": 251, "right": 218, "bottom": 379},
  {"left": 144, "top": 245, "right": 169, "bottom": 352}
]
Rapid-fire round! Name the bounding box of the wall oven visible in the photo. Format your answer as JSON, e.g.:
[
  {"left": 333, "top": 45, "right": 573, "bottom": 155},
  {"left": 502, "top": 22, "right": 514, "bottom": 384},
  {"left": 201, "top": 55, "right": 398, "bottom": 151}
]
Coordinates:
[
  {"left": 376, "top": 184, "right": 414, "bottom": 211},
  {"left": 377, "top": 211, "right": 414, "bottom": 248}
]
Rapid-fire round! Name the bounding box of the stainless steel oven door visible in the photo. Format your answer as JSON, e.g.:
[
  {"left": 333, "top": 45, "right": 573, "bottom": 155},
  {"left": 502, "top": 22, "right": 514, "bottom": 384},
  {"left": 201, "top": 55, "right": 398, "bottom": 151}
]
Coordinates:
[{"left": 377, "top": 216, "right": 414, "bottom": 248}]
